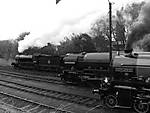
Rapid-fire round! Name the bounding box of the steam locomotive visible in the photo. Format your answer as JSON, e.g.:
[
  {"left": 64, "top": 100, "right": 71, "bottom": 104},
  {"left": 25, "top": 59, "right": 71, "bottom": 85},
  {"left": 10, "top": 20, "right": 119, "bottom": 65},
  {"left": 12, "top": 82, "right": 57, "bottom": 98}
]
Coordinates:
[
  {"left": 11, "top": 54, "right": 64, "bottom": 72},
  {"left": 12, "top": 51, "right": 150, "bottom": 83},
  {"left": 60, "top": 50, "right": 150, "bottom": 113}
]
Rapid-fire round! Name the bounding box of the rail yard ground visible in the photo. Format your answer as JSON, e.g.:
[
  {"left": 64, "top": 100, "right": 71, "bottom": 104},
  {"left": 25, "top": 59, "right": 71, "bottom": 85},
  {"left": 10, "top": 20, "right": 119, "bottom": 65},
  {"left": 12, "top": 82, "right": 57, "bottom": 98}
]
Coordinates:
[
  {"left": 0, "top": 58, "right": 136, "bottom": 113},
  {"left": 0, "top": 58, "right": 13, "bottom": 66},
  {"left": 0, "top": 58, "right": 23, "bottom": 113}
]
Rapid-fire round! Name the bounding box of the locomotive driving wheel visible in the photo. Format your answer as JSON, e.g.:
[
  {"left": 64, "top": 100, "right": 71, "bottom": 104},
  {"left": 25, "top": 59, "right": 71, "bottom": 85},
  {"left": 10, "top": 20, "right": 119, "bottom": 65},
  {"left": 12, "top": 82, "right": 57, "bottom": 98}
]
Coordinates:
[
  {"left": 133, "top": 101, "right": 149, "bottom": 113},
  {"left": 105, "top": 95, "right": 118, "bottom": 108}
]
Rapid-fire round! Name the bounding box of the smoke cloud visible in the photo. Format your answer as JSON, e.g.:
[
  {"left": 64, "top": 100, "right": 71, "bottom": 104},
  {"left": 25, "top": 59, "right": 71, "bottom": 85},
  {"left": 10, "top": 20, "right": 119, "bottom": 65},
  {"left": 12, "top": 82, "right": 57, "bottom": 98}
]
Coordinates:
[
  {"left": 16, "top": 0, "right": 143, "bottom": 52},
  {"left": 18, "top": 0, "right": 107, "bottom": 52},
  {"left": 126, "top": 0, "right": 150, "bottom": 50}
]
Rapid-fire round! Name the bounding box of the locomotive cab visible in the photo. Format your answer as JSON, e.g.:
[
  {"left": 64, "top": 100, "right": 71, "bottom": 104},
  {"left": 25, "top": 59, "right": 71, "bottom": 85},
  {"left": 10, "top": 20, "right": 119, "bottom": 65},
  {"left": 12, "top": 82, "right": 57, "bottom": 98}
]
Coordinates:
[{"left": 60, "top": 53, "right": 84, "bottom": 83}]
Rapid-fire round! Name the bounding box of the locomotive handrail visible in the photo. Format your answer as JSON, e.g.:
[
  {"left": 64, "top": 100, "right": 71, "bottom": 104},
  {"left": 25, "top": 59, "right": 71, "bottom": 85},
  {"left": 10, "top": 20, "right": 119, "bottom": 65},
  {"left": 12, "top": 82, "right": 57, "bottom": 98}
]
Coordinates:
[{"left": 121, "top": 64, "right": 150, "bottom": 67}]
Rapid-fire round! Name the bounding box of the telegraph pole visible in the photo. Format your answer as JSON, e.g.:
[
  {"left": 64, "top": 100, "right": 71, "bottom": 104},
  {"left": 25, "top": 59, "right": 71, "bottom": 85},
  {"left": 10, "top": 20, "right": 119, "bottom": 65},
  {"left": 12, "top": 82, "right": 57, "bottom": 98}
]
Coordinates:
[{"left": 108, "top": 1, "right": 112, "bottom": 67}]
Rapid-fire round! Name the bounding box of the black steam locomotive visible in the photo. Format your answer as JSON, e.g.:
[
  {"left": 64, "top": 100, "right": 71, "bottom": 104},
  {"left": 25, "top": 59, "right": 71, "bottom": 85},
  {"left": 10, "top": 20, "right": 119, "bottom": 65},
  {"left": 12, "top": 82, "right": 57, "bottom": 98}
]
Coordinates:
[
  {"left": 11, "top": 54, "right": 64, "bottom": 72},
  {"left": 60, "top": 52, "right": 112, "bottom": 85},
  {"left": 12, "top": 52, "right": 114, "bottom": 83},
  {"left": 12, "top": 51, "right": 150, "bottom": 83},
  {"left": 60, "top": 50, "right": 150, "bottom": 113}
]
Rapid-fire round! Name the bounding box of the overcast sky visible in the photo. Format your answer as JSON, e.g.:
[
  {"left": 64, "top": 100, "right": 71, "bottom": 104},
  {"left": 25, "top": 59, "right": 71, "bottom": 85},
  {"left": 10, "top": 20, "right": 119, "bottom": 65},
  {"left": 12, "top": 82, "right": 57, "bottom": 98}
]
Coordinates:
[{"left": 0, "top": 0, "right": 145, "bottom": 52}]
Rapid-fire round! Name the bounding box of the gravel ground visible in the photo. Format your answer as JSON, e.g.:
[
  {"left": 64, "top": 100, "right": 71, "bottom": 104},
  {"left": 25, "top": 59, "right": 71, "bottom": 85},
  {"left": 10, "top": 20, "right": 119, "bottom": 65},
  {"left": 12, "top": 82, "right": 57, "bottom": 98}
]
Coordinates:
[{"left": 0, "top": 101, "right": 25, "bottom": 113}]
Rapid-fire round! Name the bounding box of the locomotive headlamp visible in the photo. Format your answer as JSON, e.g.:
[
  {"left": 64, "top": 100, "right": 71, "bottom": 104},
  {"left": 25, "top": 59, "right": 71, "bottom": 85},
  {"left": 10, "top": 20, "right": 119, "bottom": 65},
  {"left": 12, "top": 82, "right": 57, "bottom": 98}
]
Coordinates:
[
  {"left": 104, "top": 77, "right": 108, "bottom": 83},
  {"left": 93, "top": 89, "right": 100, "bottom": 93}
]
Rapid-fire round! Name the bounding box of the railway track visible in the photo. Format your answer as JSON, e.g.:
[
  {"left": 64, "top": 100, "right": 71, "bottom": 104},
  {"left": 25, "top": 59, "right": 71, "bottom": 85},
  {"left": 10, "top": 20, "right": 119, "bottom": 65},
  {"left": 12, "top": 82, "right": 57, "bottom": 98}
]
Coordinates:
[
  {"left": 0, "top": 91, "right": 73, "bottom": 113},
  {"left": 0, "top": 70, "right": 63, "bottom": 85},
  {"left": 0, "top": 66, "right": 58, "bottom": 76},
  {"left": 0, "top": 69, "right": 106, "bottom": 113},
  {"left": 0, "top": 79, "right": 135, "bottom": 113},
  {"left": 0, "top": 68, "right": 135, "bottom": 113},
  {"left": 0, "top": 69, "right": 109, "bottom": 113},
  {"left": 0, "top": 78, "right": 100, "bottom": 108}
]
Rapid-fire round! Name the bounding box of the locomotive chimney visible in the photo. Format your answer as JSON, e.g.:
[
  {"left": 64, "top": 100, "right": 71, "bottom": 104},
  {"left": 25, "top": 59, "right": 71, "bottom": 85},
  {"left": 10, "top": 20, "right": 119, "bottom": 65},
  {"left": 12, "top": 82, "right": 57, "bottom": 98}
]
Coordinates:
[
  {"left": 124, "top": 37, "right": 134, "bottom": 57},
  {"left": 124, "top": 48, "right": 133, "bottom": 54},
  {"left": 124, "top": 41, "right": 133, "bottom": 54}
]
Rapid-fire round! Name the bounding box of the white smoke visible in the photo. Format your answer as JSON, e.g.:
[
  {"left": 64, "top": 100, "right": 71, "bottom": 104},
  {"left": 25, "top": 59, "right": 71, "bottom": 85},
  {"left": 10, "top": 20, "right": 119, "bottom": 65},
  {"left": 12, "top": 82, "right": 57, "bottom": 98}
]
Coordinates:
[{"left": 17, "top": 0, "right": 144, "bottom": 52}]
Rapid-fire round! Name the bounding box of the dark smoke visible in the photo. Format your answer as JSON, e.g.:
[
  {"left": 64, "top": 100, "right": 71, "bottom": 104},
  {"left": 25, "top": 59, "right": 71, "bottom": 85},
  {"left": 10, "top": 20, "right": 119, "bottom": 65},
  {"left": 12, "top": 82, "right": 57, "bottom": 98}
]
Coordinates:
[
  {"left": 16, "top": 32, "right": 30, "bottom": 42},
  {"left": 126, "top": 1, "right": 150, "bottom": 51}
]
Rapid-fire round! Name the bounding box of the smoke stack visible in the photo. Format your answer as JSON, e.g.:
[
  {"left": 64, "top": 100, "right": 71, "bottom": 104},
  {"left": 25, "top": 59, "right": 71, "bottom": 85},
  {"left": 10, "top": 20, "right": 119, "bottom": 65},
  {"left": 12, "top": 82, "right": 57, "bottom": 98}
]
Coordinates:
[{"left": 124, "top": 48, "right": 133, "bottom": 54}]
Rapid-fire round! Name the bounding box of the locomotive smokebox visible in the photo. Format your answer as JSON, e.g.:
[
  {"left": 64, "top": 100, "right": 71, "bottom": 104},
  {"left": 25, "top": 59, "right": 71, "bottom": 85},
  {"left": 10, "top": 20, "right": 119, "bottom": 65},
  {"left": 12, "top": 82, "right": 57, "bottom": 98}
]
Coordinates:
[
  {"left": 124, "top": 45, "right": 135, "bottom": 57},
  {"left": 124, "top": 48, "right": 133, "bottom": 54},
  {"left": 124, "top": 41, "right": 133, "bottom": 54}
]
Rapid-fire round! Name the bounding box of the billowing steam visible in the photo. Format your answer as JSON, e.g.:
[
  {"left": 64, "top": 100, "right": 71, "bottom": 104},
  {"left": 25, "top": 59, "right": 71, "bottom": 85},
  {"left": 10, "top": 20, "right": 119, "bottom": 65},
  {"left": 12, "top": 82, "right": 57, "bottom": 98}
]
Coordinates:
[
  {"left": 18, "top": 0, "right": 136, "bottom": 52},
  {"left": 18, "top": 0, "right": 107, "bottom": 52},
  {"left": 15, "top": 0, "right": 144, "bottom": 52},
  {"left": 126, "top": 1, "right": 150, "bottom": 50}
]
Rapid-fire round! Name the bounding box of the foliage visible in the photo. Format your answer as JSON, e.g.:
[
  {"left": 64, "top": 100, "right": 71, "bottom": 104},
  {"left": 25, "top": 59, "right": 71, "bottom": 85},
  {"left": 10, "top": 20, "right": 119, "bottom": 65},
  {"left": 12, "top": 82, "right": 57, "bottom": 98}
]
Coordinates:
[
  {"left": 90, "top": 1, "right": 145, "bottom": 51},
  {"left": 58, "top": 33, "right": 96, "bottom": 54},
  {"left": 22, "top": 46, "right": 40, "bottom": 55},
  {"left": 90, "top": 16, "right": 110, "bottom": 51},
  {"left": 114, "top": 9, "right": 126, "bottom": 50},
  {"left": 22, "top": 43, "right": 57, "bottom": 55},
  {"left": 40, "top": 43, "right": 57, "bottom": 55},
  {"left": 124, "top": 2, "right": 145, "bottom": 22},
  {"left": 0, "top": 40, "right": 18, "bottom": 60}
]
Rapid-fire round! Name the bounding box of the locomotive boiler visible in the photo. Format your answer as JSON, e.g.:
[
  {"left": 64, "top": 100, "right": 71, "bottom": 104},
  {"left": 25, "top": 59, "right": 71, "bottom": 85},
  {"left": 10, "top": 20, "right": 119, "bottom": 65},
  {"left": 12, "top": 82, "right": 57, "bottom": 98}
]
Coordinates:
[{"left": 60, "top": 52, "right": 116, "bottom": 85}]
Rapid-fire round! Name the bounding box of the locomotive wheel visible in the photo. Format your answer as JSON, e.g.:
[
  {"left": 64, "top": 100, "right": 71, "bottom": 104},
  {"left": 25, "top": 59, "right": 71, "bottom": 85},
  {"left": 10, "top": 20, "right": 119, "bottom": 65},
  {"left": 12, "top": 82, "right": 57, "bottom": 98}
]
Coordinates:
[
  {"left": 105, "top": 95, "right": 118, "bottom": 108},
  {"left": 133, "top": 101, "right": 149, "bottom": 113}
]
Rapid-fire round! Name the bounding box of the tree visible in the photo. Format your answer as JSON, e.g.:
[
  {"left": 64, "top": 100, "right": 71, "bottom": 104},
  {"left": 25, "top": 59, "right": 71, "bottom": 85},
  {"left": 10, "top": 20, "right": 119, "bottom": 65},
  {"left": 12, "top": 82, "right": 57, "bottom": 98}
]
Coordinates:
[
  {"left": 124, "top": 2, "right": 145, "bottom": 22},
  {"left": 22, "top": 46, "right": 40, "bottom": 55},
  {"left": 0, "top": 40, "right": 18, "bottom": 59},
  {"left": 90, "top": 16, "right": 111, "bottom": 52},
  {"left": 90, "top": 1, "right": 145, "bottom": 51},
  {"left": 73, "top": 33, "right": 96, "bottom": 52},
  {"left": 114, "top": 9, "right": 126, "bottom": 50},
  {"left": 92, "top": 35, "right": 109, "bottom": 52},
  {"left": 58, "top": 33, "right": 96, "bottom": 54},
  {"left": 123, "top": 1, "right": 145, "bottom": 35},
  {"left": 40, "top": 43, "right": 57, "bottom": 55}
]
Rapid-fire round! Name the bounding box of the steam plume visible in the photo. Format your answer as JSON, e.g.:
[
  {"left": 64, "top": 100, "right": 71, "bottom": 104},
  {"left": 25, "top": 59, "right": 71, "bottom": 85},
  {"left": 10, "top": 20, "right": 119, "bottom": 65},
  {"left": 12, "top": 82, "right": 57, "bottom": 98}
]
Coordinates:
[{"left": 126, "top": 1, "right": 150, "bottom": 51}]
